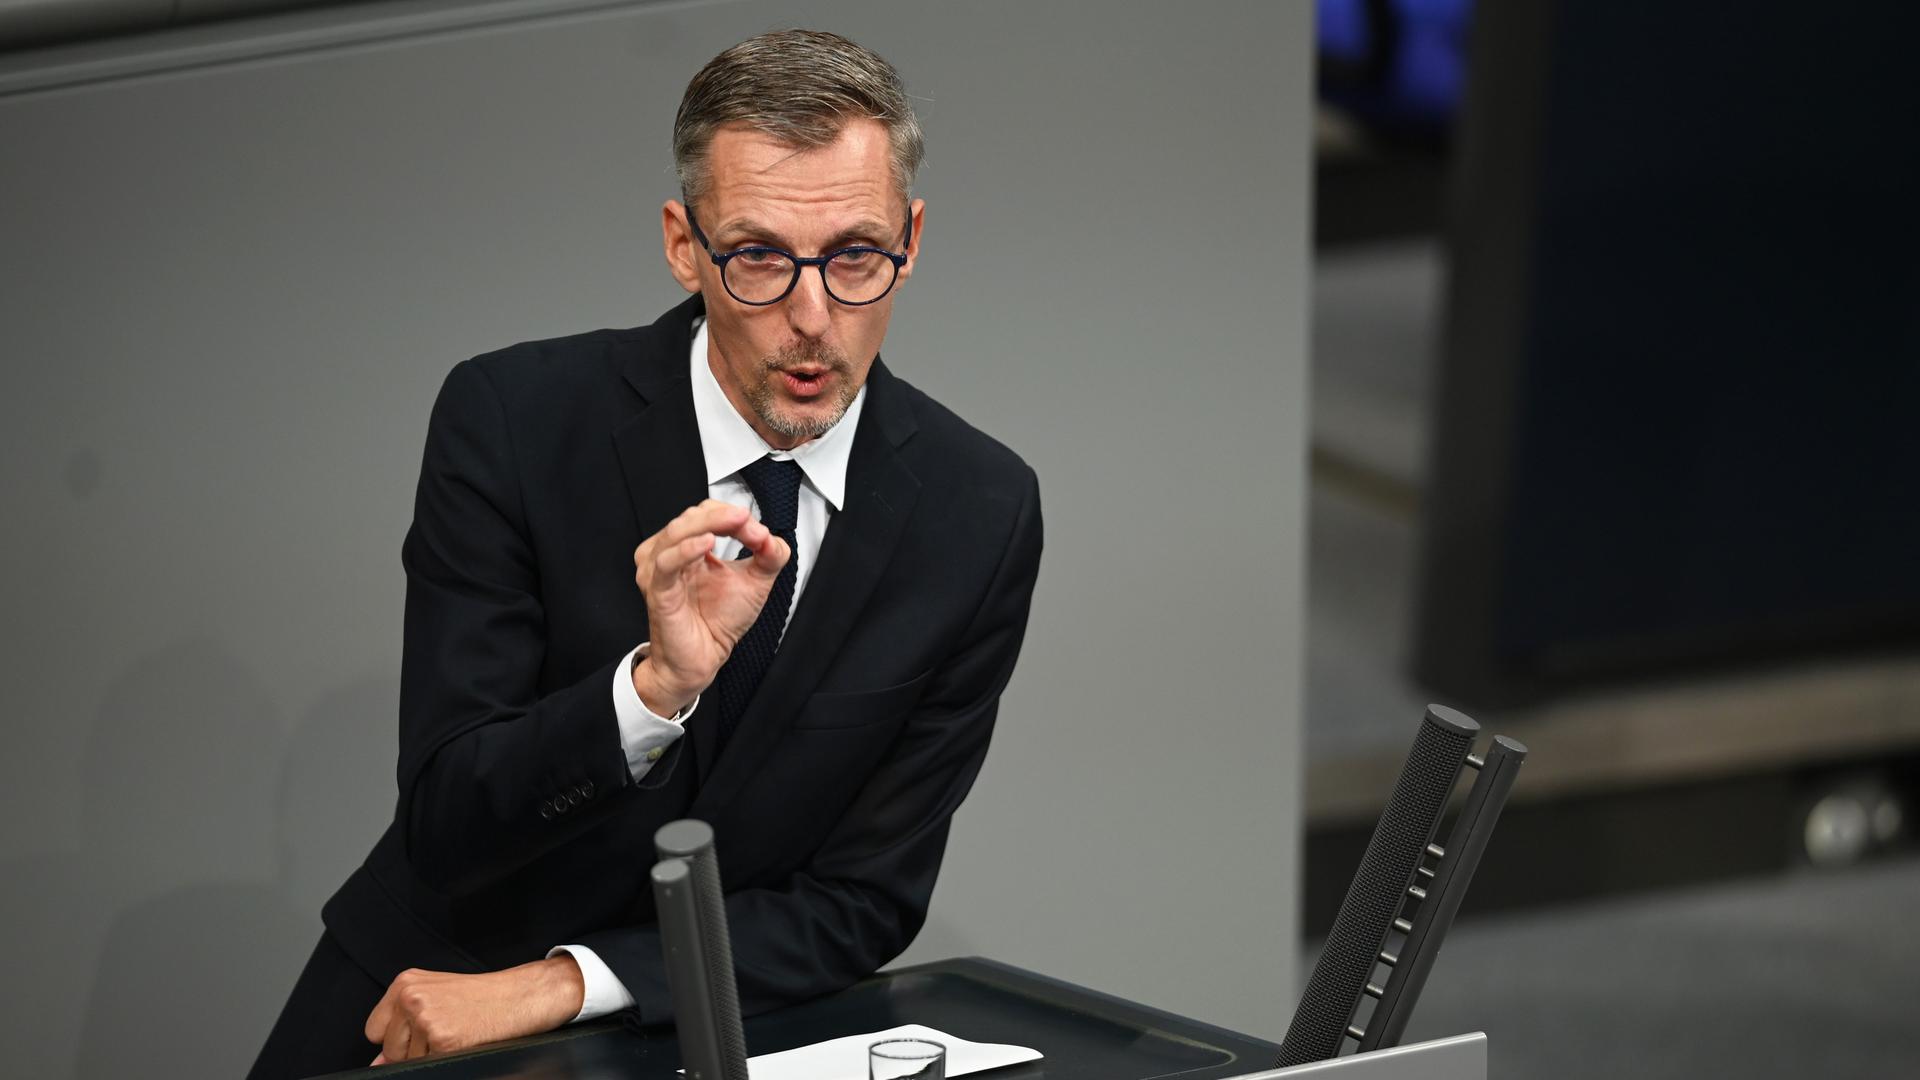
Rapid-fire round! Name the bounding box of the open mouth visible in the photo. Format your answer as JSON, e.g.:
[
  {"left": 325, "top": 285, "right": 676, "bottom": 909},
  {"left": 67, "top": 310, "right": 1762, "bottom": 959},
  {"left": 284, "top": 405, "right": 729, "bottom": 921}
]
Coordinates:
[{"left": 780, "top": 368, "right": 831, "bottom": 398}]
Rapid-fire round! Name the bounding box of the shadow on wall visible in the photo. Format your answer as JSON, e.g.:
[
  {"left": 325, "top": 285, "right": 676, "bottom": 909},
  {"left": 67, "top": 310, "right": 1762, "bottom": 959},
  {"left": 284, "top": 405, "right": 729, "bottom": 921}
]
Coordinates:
[{"left": 0, "top": 640, "right": 396, "bottom": 1080}]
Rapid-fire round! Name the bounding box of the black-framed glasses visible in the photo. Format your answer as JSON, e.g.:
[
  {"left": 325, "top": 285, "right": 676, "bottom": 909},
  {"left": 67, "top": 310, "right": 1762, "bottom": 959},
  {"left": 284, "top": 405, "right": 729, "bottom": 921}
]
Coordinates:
[{"left": 687, "top": 208, "right": 913, "bottom": 307}]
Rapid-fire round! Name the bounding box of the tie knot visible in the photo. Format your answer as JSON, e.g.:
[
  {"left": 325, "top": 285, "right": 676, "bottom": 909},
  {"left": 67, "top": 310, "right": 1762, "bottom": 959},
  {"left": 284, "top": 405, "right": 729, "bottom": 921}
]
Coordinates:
[{"left": 739, "top": 456, "right": 805, "bottom": 534}]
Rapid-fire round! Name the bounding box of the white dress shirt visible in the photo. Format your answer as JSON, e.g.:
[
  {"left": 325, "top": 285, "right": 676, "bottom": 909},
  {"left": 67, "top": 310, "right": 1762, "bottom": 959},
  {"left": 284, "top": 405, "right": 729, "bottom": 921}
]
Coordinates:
[{"left": 550, "top": 316, "right": 867, "bottom": 1022}]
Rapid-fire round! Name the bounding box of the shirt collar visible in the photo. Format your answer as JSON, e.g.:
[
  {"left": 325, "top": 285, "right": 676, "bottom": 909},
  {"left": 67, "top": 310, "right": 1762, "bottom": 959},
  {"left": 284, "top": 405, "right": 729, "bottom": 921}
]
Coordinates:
[{"left": 689, "top": 316, "right": 865, "bottom": 511}]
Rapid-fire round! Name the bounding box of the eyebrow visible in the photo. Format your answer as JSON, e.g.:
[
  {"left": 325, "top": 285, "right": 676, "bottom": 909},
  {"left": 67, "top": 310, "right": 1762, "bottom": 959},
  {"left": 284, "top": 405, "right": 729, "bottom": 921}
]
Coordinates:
[{"left": 714, "top": 217, "right": 899, "bottom": 251}]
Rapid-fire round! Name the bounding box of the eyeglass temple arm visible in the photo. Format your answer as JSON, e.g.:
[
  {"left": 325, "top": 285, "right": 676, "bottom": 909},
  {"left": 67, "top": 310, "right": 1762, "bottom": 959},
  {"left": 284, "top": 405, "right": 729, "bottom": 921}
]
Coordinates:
[{"left": 686, "top": 207, "right": 716, "bottom": 255}]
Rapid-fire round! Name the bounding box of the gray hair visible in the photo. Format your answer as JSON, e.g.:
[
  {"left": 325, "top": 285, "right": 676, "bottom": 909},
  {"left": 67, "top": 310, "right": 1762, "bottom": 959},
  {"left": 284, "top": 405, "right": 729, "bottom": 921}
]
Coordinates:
[{"left": 673, "top": 29, "right": 924, "bottom": 208}]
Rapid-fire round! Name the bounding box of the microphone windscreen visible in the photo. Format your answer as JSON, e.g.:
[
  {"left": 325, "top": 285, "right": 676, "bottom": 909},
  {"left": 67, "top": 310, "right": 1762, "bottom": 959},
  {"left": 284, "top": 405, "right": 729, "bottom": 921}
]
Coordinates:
[
  {"left": 656, "top": 819, "right": 749, "bottom": 1080},
  {"left": 1278, "top": 705, "right": 1476, "bottom": 1066}
]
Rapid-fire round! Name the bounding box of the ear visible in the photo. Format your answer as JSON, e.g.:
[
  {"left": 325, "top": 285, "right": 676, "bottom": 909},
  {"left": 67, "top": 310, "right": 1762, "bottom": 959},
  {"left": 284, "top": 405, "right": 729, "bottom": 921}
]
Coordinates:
[
  {"left": 662, "top": 200, "right": 704, "bottom": 294},
  {"left": 896, "top": 198, "right": 926, "bottom": 283}
]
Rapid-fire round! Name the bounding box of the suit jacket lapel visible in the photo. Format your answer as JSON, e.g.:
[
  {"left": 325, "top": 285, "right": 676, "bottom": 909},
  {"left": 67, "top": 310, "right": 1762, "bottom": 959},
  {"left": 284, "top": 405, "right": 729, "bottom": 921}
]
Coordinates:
[
  {"left": 612, "top": 378, "right": 706, "bottom": 544},
  {"left": 611, "top": 296, "right": 717, "bottom": 775},
  {"left": 613, "top": 295, "right": 709, "bottom": 540},
  {"left": 693, "top": 359, "right": 922, "bottom": 814}
]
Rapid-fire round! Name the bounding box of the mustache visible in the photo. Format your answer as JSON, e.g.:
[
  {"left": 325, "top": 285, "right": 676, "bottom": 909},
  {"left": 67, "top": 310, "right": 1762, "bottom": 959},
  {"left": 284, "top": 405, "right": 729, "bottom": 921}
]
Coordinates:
[{"left": 761, "top": 340, "right": 852, "bottom": 373}]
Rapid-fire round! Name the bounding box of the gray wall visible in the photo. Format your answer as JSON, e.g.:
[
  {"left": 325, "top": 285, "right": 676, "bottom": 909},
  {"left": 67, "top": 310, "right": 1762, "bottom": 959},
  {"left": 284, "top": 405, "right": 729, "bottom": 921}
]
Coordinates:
[{"left": 0, "top": 1, "right": 1312, "bottom": 1075}]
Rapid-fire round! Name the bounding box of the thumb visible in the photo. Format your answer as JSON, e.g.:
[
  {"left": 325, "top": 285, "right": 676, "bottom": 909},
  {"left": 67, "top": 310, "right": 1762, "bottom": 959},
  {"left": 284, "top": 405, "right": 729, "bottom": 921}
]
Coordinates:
[{"left": 745, "top": 534, "right": 791, "bottom": 578}]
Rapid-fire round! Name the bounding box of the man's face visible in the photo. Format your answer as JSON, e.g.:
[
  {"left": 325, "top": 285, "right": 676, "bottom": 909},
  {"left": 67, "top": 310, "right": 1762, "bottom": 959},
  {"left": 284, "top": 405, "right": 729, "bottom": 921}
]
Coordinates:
[{"left": 663, "top": 118, "right": 924, "bottom": 449}]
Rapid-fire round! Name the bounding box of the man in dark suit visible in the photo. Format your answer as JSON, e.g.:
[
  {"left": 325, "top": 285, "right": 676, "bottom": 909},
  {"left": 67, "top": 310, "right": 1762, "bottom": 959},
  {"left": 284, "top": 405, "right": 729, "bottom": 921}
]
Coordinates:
[{"left": 248, "top": 29, "right": 1042, "bottom": 1079}]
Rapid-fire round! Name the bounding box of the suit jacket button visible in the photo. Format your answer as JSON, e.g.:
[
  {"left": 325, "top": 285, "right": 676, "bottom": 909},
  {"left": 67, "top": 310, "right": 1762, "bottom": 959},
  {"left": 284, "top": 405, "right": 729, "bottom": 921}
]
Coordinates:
[
  {"left": 539, "top": 802, "right": 554, "bottom": 820},
  {"left": 579, "top": 780, "right": 594, "bottom": 799},
  {"left": 565, "top": 789, "right": 581, "bottom": 807}
]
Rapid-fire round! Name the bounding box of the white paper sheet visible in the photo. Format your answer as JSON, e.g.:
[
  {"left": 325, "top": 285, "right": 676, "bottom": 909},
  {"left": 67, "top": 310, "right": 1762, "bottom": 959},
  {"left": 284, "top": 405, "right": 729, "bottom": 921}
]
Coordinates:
[{"left": 743, "top": 1022, "right": 1041, "bottom": 1080}]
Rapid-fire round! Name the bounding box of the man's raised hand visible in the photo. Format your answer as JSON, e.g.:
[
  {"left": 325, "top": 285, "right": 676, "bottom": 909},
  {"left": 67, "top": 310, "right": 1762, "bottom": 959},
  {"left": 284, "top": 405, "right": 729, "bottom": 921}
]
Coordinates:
[{"left": 630, "top": 499, "right": 791, "bottom": 715}]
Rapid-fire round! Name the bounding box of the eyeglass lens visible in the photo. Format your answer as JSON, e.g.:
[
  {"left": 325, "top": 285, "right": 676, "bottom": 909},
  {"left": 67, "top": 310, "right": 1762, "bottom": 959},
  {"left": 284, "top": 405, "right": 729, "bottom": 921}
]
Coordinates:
[{"left": 725, "top": 250, "right": 898, "bottom": 305}]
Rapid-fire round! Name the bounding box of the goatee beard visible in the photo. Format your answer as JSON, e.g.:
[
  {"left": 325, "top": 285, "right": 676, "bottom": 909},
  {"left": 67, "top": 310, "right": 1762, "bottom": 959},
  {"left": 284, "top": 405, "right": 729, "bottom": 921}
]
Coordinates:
[{"left": 747, "top": 340, "right": 859, "bottom": 441}]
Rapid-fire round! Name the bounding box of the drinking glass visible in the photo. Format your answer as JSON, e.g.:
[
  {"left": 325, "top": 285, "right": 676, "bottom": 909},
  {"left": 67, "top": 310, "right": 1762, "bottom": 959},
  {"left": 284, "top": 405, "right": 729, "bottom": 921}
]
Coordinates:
[{"left": 869, "top": 1037, "right": 945, "bottom": 1080}]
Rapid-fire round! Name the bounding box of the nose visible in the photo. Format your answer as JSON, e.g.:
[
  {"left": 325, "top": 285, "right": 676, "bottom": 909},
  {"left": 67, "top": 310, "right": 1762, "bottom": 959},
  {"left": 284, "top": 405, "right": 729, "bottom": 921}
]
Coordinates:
[{"left": 785, "top": 263, "right": 832, "bottom": 340}]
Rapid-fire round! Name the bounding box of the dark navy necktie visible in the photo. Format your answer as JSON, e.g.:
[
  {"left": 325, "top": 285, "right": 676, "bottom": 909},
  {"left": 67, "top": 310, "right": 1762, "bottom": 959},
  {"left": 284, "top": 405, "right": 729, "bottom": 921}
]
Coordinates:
[{"left": 711, "top": 456, "right": 804, "bottom": 749}]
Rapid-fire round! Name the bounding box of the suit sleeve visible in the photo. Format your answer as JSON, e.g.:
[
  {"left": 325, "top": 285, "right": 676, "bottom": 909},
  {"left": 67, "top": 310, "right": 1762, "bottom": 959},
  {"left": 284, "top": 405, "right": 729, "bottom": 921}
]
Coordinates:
[
  {"left": 395, "top": 358, "right": 669, "bottom": 896},
  {"left": 575, "top": 465, "right": 1044, "bottom": 1021}
]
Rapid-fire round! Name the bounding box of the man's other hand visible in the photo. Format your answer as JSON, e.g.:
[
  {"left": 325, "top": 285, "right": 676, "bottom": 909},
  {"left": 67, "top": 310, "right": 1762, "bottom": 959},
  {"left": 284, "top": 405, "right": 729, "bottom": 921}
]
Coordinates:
[
  {"left": 364, "top": 955, "right": 585, "bottom": 1064},
  {"left": 631, "top": 499, "right": 791, "bottom": 714}
]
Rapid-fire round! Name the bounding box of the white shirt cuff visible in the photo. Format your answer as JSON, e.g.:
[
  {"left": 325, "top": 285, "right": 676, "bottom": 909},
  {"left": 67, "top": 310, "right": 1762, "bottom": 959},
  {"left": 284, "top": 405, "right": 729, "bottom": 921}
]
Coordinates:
[
  {"left": 547, "top": 944, "right": 636, "bottom": 1023},
  {"left": 611, "top": 642, "right": 697, "bottom": 780}
]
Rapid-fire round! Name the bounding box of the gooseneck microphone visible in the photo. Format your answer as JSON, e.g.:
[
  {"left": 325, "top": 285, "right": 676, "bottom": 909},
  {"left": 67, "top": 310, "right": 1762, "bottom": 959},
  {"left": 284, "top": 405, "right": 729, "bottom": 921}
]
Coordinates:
[
  {"left": 651, "top": 819, "right": 749, "bottom": 1080},
  {"left": 1277, "top": 705, "right": 1480, "bottom": 1066},
  {"left": 1358, "top": 733, "right": 1526, "bottom": 1052}
]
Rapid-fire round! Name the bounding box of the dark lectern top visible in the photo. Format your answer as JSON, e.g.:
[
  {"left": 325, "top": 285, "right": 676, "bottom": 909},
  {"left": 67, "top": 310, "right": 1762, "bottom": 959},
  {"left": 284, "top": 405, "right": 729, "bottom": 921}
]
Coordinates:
[{"left": 320, "top": 957, "right": 1280, "bottom": 1080}]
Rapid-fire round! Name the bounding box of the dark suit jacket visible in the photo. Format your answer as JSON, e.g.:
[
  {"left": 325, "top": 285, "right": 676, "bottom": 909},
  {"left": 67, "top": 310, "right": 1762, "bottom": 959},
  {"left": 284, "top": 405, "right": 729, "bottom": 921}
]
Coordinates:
[{"left": 322, "top": 293, "right": 1043, "bottom": 1022}]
